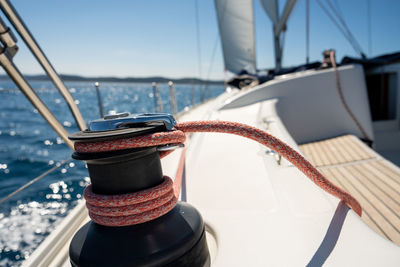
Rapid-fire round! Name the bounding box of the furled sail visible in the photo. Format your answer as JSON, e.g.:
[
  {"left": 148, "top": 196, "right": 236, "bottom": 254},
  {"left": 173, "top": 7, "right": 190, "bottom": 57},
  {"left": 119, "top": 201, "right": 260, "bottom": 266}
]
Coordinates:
[{"left": 215, "top": 0, "right": 256, "bottom": 74}]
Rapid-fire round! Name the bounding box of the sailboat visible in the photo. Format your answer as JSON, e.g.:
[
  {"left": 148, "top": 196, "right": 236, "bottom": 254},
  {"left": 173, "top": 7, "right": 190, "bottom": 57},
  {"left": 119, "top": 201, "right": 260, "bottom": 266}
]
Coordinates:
[{"left": 0, "top": 0, "right": 399, "bottom": 266}]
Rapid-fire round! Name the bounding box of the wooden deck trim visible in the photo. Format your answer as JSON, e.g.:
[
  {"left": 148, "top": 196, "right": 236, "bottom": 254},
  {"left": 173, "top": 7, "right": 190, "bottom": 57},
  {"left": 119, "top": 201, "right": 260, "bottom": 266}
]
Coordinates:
[
  {"left": 320, "top": 168, "right": 387, "bottom": 238},
  {"left": 299, "top": 135, "right": 400, "bottom": 245}
]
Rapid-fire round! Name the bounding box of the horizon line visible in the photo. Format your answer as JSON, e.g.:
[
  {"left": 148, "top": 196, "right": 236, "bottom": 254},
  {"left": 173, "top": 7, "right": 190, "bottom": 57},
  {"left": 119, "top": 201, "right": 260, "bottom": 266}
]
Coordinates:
[{"left": 0, "top": 73, "right": 225, "bottom": 84}]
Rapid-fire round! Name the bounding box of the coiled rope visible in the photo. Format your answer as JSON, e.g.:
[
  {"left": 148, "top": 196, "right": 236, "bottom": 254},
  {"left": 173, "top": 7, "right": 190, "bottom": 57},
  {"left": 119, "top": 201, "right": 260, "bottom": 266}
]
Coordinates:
[
  {"left": 77, "top": 121, "right": 362, "bottom": 227},
  {"left": 84, "top": 176, "right": 177, "bottom": 226}
]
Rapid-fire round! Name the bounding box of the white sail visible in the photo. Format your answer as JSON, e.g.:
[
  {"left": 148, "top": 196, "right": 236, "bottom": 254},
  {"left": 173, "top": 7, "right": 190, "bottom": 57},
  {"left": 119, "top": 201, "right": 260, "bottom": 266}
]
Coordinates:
[
  {"left": 259, "top": 0, "right": 279, "bottom": 24},
  {"left": 215, "top": 0, "right": 256, "bottom": 74}
]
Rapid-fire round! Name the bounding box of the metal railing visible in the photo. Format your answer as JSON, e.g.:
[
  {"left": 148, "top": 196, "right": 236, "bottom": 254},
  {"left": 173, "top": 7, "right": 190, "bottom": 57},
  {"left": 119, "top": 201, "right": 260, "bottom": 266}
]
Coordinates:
[
  {"left": 168, "top": 81, "right": 178, "bottom": 115},
  {"left": 152, "top": 82, "right": 163, "bottom": 113},
  {"left": 94, "top": 82, "right": 104, "bottom": 118}
]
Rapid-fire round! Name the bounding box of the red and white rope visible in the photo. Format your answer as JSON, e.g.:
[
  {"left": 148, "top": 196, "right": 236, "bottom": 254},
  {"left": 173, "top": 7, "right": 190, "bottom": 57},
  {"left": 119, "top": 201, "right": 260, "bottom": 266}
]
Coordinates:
[
  {"left": 84, "top": 176, "right": 178, "bottom": 226},
  {"left": 77, "top": 120, "right": 362, "bottom": 227}
]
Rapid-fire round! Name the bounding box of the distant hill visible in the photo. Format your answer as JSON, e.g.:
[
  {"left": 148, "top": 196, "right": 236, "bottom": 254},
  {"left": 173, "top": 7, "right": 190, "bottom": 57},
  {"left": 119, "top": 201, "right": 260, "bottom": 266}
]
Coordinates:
[{"left": 0, "top": 74, "right": 224, "bottom": 85}]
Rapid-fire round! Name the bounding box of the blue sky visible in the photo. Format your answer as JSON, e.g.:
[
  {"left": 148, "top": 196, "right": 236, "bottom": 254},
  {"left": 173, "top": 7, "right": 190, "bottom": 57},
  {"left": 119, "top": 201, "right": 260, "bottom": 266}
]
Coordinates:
[{"left": 3, "top": 0, "right": 400, "bottom": 80}]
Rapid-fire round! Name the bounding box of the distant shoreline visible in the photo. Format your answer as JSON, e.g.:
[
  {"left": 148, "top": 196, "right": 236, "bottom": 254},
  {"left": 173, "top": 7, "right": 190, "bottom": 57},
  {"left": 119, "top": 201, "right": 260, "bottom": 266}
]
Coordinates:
[{"left": 0, "top": 74, "right": 224, "bottom": 85}]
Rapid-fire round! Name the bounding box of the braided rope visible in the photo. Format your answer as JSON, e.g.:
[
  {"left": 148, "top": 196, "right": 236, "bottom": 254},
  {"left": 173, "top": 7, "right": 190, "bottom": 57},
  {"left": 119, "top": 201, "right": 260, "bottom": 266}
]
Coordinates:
[
  {"left": 84, "top": 176, "right": 177, "bottom": 226},
  {"left": 78, "top": 120, "right": 362, "bottom": 227},
  {"left": 74, "top": 130, "right": 186, "bottom": 153},
  {"left": 177, "top": 121, "right": 361, "bottom": 216}
]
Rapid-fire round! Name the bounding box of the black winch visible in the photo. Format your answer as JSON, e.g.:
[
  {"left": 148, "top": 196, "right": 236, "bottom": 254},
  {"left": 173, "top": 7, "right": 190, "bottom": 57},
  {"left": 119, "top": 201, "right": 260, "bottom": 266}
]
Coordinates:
[{"left": 68, "top": 113, "right": 210, "bottom": 267}]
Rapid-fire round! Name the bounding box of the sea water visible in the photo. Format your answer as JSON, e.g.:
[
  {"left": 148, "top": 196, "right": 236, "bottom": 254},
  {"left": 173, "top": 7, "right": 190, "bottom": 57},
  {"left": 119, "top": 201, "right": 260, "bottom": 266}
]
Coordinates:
[{"left": 0, "top": 80, "right": 225, "bottom": 266}]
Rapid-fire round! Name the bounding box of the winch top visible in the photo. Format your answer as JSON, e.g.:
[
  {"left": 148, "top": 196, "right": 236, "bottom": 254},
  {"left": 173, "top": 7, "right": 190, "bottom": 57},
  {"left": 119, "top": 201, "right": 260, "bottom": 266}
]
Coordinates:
[
  {"left": 68, "top": 113, "right": 177, "bottom": 142},
  {"left": 89, "top": 113, "right": 177, "bottom": 132}
]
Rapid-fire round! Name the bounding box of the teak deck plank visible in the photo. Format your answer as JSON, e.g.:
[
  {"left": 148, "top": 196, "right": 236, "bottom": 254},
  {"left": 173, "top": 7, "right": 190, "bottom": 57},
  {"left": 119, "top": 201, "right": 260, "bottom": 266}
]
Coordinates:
[
  {"left": 299, "top": 135, "right": 400, "bottom": 245},
  {"left": 320, "top": 168, "right": 386, "bottom": 237},
  {"left": 341, "top": 166, "right": 400, "bottom": 233},
  {"left": 363, "top": 162, "right": 400, "bottom": 193},
  {"left": 330, "top": 137, "right": 354, "bottom": 163},
  {"left": 338, "top": 135, "right": 366, "bottom": 161},
  {"left": 306, "top": 142, "right": 323, "bottom": 167},
  {"left": 300, "top": 144, "right": 316, "bottom": 166},
  {"left": 353, "top": 163, "right": 400, "bottom": 207},
  {"left": 319, "top": 141, "right": 338, "bottom": 165},
  {"left": 374, "top": 161, "right": 400, "bottom": 184},
  {"left": 330, "top": 166, "right": 400, "bottom": 244},
  {"left": 323, "top": 140, "right": 341, "bottom": 165}
]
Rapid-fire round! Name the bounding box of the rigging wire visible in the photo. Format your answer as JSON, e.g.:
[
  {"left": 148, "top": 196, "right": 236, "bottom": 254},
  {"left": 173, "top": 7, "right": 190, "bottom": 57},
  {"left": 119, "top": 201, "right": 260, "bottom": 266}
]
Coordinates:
[
  {"left": 194, "top": 0, "right": 204, "bottom": 102},
  {"left": 201, "top": 35, "right": 219, "bottom": 101},
  {"left": 367, "top": 0, "right": 372, "bottom": 56},
  {"left": 325, "top": 0, "right": 365, "bottom": 57},
  {"left": 324, "top": 0, "right": 363, "bottom": 56},
  {"left": 306, "top": 0, "right": 310, "bottom": 64},
  {"left": 316, "top": 0, "right": 365, "bottom": 58},
  {"left": 0, "top": 158, "right": 72, "bottom": 204},
  {"left": 333, "top": 0, "right": 344, "bottom": 19}
]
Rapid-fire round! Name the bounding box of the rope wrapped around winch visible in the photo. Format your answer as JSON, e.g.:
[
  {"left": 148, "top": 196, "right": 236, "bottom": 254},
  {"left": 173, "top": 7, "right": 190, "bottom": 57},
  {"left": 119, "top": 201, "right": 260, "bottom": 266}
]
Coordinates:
[{"left": 76, "top": 120, "right": 362, "bottom": 227}]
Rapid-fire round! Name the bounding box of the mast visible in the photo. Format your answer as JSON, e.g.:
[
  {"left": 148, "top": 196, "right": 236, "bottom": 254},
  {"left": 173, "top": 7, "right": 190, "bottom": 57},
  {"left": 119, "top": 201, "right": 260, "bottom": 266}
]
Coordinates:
[{"left": 260, "top": 0, "right": 297, "bottom": 71}]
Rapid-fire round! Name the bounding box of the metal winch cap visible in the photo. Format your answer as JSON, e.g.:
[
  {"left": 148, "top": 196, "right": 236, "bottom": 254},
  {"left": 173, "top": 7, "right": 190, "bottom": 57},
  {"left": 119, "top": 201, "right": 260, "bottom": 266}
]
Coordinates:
[
  {"left": 69, "top": 112, "right": 177, "bottom": 142},
  {"left": 89, "top": 112, "right": 177, "bottom": 131}
]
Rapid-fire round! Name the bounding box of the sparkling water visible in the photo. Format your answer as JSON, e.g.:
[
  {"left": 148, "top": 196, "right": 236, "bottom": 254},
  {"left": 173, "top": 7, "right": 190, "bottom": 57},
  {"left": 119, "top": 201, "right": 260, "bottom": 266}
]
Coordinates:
[{"left": 0, "top": 80, "right": 224, "bottom": 266}]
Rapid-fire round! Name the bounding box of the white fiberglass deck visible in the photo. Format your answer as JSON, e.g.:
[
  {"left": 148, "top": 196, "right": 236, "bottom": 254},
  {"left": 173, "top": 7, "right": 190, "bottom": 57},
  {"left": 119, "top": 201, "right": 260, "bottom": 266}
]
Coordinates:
[{"left": 177, "top": 99, "right": 400, "bottom": 266}]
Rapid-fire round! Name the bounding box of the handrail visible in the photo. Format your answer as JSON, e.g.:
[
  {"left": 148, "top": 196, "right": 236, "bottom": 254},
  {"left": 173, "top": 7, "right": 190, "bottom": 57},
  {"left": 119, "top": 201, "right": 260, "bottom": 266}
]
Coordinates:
[
  {"left": 0, "top": 0, "right": 86, "bottom": 131},
  {"left": 168, "top": 81, "right": 178, "bottom": 114},
  {"left": 152, "top": 82, "right": 163, "bottom": 113},
  {"left": 94, "top": 82, "right": 104, "bottom": 118}
]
